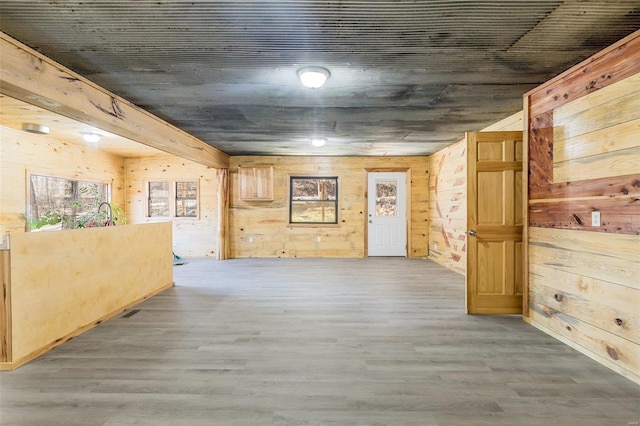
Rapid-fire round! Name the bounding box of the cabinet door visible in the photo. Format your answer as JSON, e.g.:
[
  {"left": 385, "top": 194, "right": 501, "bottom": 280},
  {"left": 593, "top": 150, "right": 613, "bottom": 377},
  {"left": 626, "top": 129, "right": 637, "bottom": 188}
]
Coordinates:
[
  {"left": 253, "top": 167, "right": 273, "bottom": 200},
  {"left": 239, "top": 167, "right": 273, "bottom": 201}
]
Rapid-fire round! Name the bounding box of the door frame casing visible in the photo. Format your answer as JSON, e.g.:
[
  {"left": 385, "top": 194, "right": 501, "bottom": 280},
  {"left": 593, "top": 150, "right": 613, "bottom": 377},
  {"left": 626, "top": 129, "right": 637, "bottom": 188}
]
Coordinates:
[{"left": 363, "top": 168, "right": 411, "bottom": 258}]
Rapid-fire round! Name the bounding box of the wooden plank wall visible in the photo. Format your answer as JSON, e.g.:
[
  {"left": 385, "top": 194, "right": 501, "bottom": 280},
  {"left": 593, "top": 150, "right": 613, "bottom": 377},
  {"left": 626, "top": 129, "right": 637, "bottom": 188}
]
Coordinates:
[
  {"left": 125, "top": 157, "right": 220, "bottom": 257},
  {"left": 428, "top": 140, "right": 467, "bottom": 275},
  {"left": 3, "top": 223, "right": 173, "bottom": 369},
  {"left": 427, "top": 112, "right": 523, "bottom": 275},
  {"left": 229, "top": 156, "right": 429, "bottom": 258},
  {"left": 481, "top": 111, "right": 524, "bottom": 132},
  {"left": 0, "top": 125, "right": 125, "bottom": 236},
  {"left": 524, "top": 30, "right": 640, "bottom": 384}
]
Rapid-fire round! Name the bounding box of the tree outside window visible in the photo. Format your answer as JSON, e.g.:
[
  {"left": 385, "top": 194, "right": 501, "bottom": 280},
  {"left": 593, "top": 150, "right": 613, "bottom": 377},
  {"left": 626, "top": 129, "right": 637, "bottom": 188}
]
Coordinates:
[
  {"left": 290, "top": 177, "right": 338, "bottom": 224},
  {"left": 148, "top": 181, "right": 170, "bottom": 217},
  {"left": 28, "top": 174, "right": 110, "bottom": 231},
  {"left": 148, "top": 181, "right": 198, "bottom": 218},
  {"left": 175, "top": 181, "right": 198, "bottom": 217}
]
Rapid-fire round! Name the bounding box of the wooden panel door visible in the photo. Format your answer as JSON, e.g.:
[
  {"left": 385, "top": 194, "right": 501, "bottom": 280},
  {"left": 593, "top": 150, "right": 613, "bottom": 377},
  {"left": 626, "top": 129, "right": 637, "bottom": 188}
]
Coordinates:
[{"left": 466, "top": 131, "right": 524, "bottom": 314}]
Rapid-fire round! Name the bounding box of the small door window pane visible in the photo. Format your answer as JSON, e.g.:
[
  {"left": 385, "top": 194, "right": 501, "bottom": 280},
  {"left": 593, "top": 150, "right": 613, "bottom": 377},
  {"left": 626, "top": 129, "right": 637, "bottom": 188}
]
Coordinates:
[{"left": 375, "top": 181, "right": 397, "bottom": 217}]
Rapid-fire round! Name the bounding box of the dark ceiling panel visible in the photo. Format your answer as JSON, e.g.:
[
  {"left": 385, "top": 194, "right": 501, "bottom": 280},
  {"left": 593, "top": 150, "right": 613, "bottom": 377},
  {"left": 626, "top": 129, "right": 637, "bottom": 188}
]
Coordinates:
[{"left": 1, "top": 0, "right": 638, "bottom": 155}]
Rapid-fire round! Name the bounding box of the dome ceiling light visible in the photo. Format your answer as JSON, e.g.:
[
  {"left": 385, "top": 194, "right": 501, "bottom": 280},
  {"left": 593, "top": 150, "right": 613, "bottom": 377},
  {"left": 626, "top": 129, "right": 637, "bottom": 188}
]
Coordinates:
[
  {"left": 298, "top": 67, "right": 330, "bottom": 89},
  {"left": 82, "top": 132, "right": 102, "bottom": 143},
  {"left": 22, "top": 123, "right": 50, "bottom": 135},
  {"left": 311, "top": 137, "right": 327, "bottom": 147}
]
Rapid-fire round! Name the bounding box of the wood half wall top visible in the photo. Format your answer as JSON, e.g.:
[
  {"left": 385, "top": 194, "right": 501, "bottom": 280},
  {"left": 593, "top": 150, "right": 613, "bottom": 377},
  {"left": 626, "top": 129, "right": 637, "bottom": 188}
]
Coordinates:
[{"left": 0, "top": 32, "right": 229, "bottom": 169}]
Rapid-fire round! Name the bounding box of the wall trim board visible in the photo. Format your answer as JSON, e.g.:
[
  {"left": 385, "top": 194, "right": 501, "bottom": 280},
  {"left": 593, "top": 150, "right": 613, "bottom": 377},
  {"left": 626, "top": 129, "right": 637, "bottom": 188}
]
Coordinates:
[
  {"left": 522, "top": 95, "right": 531, "bottom": 318},
  {"left": 523, "top": 316, "right": 639, "bottom": 385},
  {"left": 0, "top": 250, "right": 11, "bottom": 363},
  {"left": 0, "top": 281, "right": 173, "bottom": 371},
  {"left": 0, "top": 32, "right": 229, "bottom": 169}
]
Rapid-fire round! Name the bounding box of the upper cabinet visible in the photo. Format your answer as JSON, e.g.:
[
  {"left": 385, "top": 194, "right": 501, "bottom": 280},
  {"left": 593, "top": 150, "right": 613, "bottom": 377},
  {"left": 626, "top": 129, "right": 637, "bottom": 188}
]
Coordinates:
[{"left": 239, "top": 166, "right": 274, "bottom": 201}]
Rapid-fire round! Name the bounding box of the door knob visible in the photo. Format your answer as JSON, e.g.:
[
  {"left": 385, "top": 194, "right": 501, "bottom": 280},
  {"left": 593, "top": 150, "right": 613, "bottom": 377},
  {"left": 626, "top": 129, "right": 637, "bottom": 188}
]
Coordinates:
[
  {"left": 369, "top": 220, "right": 372, "bottom": 223},
  {"left": 468, "top": 230, "right": 477, "bottom": 237}
]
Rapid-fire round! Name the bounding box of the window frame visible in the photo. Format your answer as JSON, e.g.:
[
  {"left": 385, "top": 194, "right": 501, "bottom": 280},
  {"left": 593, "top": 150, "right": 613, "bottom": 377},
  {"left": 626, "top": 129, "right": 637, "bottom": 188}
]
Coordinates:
[
  {"left": 26, "top": 172, "right": 112, "bottom": 232},
  {"left": 147, "top": 181, "right": 171, "bottom": 218},
  {"left": 175, "top": 181, "right": 199, "bottom": 218},
  {"left": 289, "top": 176, "right": 339, "bottom": 225},
  {"left": 145, "top": 179, "right": 200, "bottom": 219}
]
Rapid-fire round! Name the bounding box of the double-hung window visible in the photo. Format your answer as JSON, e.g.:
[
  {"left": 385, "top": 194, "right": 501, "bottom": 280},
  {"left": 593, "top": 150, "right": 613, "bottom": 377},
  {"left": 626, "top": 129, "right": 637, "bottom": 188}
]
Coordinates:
[
  {"left": 289, "top": 176, "right": 338, "bottom": 224},
  {"left": 148, "top": 180, "right": 198, "bottom": 218}
]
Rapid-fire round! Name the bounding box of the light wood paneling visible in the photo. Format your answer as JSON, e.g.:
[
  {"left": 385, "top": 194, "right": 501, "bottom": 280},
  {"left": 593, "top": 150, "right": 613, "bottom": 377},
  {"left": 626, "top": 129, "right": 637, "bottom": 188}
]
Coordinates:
[
  {"left": 530, "top": 265, "right": 638, "bottom": 345},
  {"left": 0, "top": 125, "right": 126, "bottom": 235},
  {"left": 3, "top": 223, "right": 173, "bottom": 369},
  {"left": 481, "top": 111, "right": 524, "bottom": 132},
  {"left": 553, "top": 74, "right": 640, "bottom": 182},
  {"left": 0, "top": 33, "right": 229, "bottom": 169},
  {"left": 428, "top": 140, "right": 467, "bottom": 274},
  {"left": 125, "top": 157, "right": 220, "bottom": 258},
  {"left": 527, "top": 305, "right": 639, "bottom": 384},
  {"left": 0, "top": 95, "right": 166, "bottom": 157},
  {"left": 525, "top": 31, "right": 640, "bottom": 383},
  {"left": 427, "top": 115, "right": 525, "bottom": 276},
  {"left": 529, "top": 227, "right": 639, "bottom": 289},
  {"left": 229, "top": 156, "right": 428, "bottom": 259}
]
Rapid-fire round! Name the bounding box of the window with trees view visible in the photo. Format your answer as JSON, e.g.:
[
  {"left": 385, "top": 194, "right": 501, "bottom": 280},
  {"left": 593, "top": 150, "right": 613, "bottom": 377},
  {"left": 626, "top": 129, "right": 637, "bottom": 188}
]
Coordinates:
[
  {"left": 290, "top": 177, "right": 338, "bottom": 224},
  {"left": 148, "top": 181, "right": 170, "bottom": 217},
  {"left": 175, "top": 181, "right": 198, "bottom": 217},
  {"left": 28, "top": 174, "right": 110, "bottom": 231},
  {"left": 148, "top": 181, "right": 198, "bottom": 218}
]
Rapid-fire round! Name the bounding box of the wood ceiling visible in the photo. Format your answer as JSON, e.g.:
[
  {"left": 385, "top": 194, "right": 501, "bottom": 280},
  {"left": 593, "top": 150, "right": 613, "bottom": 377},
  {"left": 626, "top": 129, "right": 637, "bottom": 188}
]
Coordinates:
[{"left": 1, "top": 1, "right": 639, "bottom": 156}]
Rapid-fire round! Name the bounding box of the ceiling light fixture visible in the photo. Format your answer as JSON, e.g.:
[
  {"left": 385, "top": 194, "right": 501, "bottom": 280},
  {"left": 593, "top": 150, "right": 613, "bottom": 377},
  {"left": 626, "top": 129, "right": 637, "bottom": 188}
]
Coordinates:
[
  {"left": 311, "top": 137, "right": 327, "bottom": 147},
  {"left": 82, "top": 132, "right": 102, "bottom": 143},
  {"left": 22, "top": 123, "right": 50, "bottom": 135},
  {"left": 298, "top": 67, "right": 330, "bottom": 89}
]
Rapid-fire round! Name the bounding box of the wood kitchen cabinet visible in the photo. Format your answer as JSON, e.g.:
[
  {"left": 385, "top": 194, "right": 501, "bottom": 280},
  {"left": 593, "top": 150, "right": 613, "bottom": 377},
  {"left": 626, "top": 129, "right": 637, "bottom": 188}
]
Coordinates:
[{"left": 239, "top": 166, "right": 274, "bottom": 201}]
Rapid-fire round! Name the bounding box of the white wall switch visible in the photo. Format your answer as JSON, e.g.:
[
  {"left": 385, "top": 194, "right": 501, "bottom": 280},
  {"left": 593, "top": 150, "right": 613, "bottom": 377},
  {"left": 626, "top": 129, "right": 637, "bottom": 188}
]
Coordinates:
[
  {"left": 316, "top": 236, "right": 322, "bottom": 243},
  {"left": 591, "top": 211, "right": 601, "bottom": 227},
  {"left": 249, "top": 237, "right": 254, "bottom": 243}
]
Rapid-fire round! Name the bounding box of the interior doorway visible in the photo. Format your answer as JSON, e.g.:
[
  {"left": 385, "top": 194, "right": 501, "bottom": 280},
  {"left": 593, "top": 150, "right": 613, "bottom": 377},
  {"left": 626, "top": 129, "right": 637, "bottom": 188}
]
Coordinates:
[{"left": 367, "top": 172, "right": 407, "bottom": 257}]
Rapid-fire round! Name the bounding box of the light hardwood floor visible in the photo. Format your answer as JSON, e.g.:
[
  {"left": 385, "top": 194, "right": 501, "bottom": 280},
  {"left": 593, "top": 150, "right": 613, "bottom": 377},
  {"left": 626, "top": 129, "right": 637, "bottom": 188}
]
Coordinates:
[{"left": 0, "top": 258, "right": 638, "bottom": 425}]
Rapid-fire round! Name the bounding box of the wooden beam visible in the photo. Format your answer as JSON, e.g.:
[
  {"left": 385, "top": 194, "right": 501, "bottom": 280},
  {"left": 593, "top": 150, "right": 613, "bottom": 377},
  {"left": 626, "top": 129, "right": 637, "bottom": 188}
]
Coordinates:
[{"left": 0, "top": 32, "right": 229, "bottom": 169}]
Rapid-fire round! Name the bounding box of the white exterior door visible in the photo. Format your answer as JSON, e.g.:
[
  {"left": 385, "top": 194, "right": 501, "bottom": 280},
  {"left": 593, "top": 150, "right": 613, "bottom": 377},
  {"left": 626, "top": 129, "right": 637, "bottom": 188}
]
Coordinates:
[{"left": 367, "top": 172, "right": 407, "bottom": 257}]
